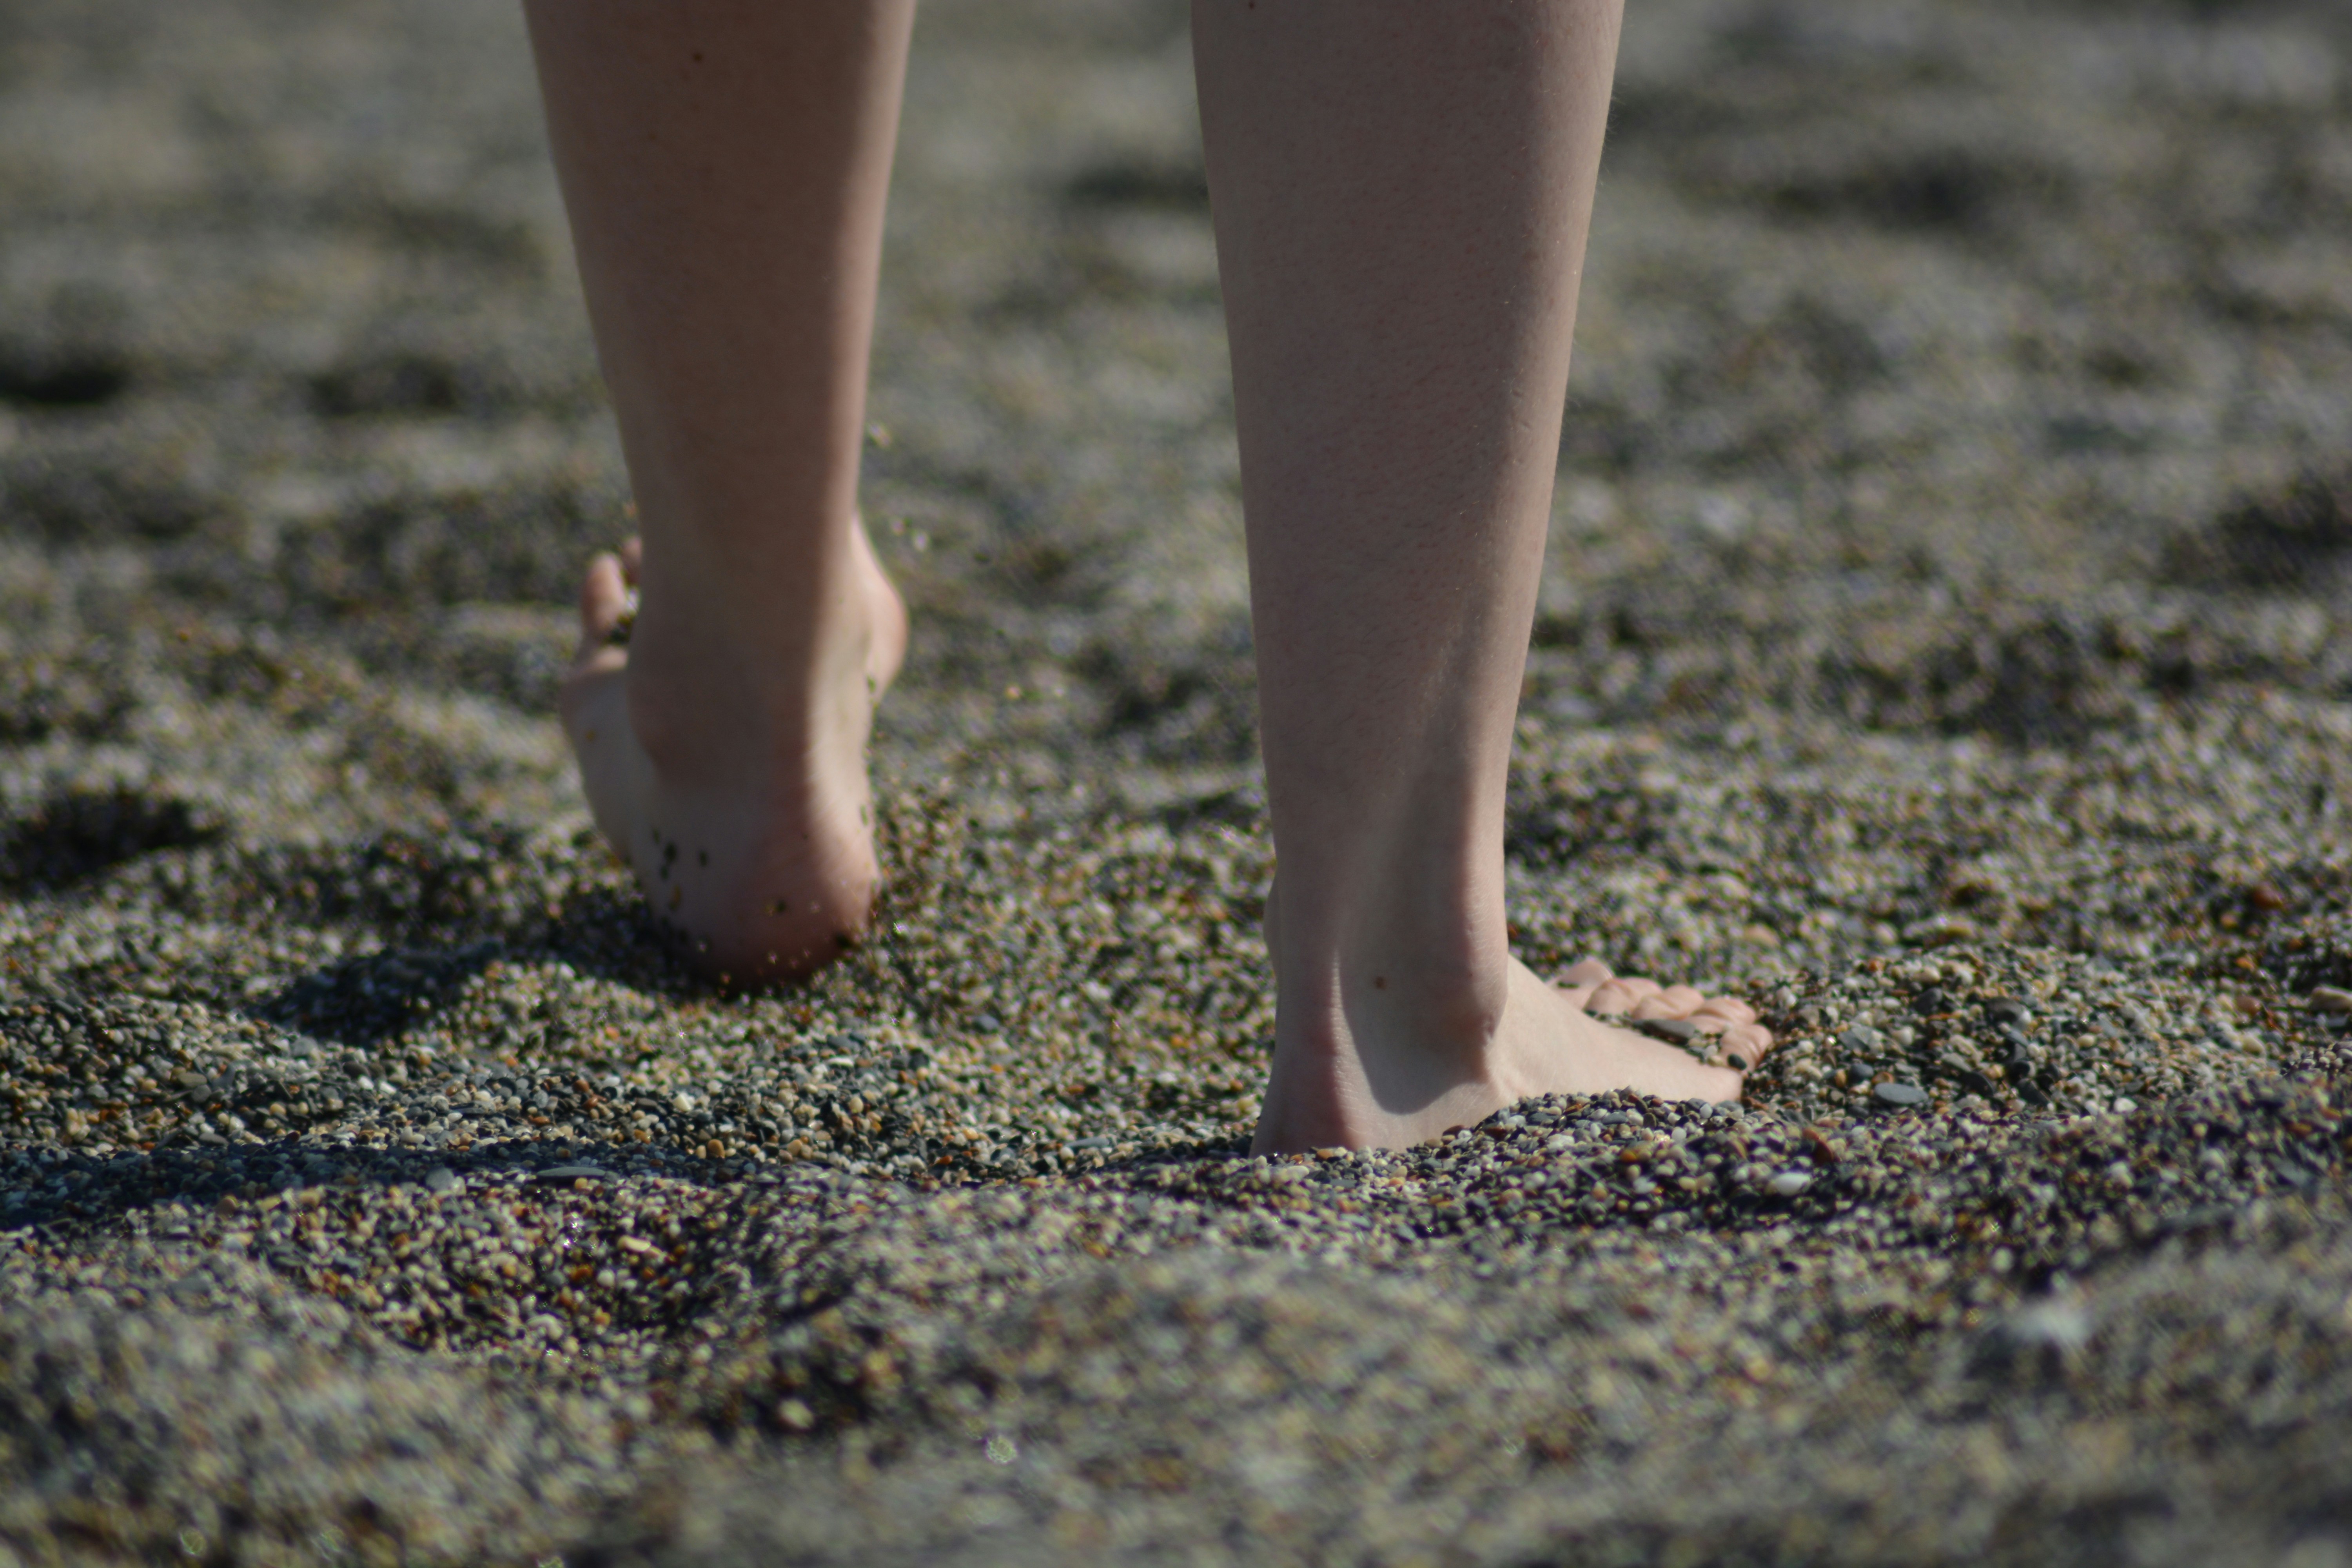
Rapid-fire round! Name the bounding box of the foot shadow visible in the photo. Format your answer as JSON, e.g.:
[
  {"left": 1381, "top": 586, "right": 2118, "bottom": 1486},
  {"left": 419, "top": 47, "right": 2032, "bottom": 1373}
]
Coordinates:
[
  {"left": 254, "top": 939, "right": 508, "bottom": 1050},
  {"left": 245, "top": 884, "right": 702, "bottom": 1053},
  {"left": 0, "top": 1127, "right": 772, "bottom": 1236},
  {"left": 0, "top": 785, "right": 222, "bottom": 896}
]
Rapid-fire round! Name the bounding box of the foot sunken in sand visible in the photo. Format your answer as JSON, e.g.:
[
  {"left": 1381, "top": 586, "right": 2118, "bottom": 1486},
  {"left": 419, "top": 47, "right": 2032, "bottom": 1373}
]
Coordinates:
[
  {"left": 1253, "top": 954, "right": 1771, "bottom": 1153},
  {"left": 559, "top": 528, "right": 907, "bottom": 984}
]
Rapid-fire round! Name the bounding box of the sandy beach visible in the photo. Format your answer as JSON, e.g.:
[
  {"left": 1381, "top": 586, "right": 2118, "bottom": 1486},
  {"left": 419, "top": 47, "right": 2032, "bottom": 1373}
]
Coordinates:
[{"left": 5, "top": 0, "right": 2352, "bottom": 1561}]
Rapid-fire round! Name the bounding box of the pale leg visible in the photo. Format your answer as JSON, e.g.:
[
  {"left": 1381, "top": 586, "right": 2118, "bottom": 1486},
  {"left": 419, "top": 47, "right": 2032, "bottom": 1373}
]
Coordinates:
[
  {"left": 1192, "top": 0, "right": 1771, "bottom": 1151},
  {"left": 526, "top": 0, "right": 912, "bottom": 981}
]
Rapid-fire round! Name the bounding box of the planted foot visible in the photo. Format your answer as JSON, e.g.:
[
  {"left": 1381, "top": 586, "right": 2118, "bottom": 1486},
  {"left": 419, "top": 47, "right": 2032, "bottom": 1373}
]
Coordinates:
[
  {"left": 1253, "top": 953, "right": 1771, "bottom": 1153},
  {"left": 559, "top": 526, "right": 907, "bottom": 984}
]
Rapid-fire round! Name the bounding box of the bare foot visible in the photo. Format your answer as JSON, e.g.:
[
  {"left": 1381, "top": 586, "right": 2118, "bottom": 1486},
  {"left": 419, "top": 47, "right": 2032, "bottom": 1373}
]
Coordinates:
[
  {"left": 559, "top": 524, "right": 908, "bottom": 983},
  {"left": 1252, "top": 952, "right": 1772, "bottom": 1153}
]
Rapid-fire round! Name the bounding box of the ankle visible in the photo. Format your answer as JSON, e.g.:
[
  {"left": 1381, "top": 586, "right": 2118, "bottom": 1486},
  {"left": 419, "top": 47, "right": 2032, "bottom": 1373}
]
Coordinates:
[
  {"left": 1256, "top": 920, "right": 1514, "bottom": 1153},
  {"left": 1267, "top": 875, "right": 1512, "bottom": 1066},
  {"left": 622, "top": 560, "right": 882, "bottom": 786}
]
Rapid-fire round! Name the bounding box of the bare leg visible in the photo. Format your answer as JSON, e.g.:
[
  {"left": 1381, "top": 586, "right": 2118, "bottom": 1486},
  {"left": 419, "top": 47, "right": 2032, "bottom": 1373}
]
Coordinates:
[
  {"left": 1194, "top": 0, "right": 1771, "bottom": 1151},
  {"left": 528, "top": 0, "right": 912, "bottom": 981}
]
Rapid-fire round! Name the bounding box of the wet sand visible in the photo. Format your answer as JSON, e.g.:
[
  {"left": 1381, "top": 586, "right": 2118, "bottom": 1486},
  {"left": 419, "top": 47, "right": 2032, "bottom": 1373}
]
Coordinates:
[{"left": 5, "top": 0, "right": 2352, "bottom": 1562}]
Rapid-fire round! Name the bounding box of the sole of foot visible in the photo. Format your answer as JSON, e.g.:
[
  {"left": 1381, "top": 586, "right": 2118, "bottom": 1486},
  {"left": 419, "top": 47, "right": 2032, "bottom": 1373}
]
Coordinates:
[{"left": 559, "top": 526, "right": 907, "bottom": 985}]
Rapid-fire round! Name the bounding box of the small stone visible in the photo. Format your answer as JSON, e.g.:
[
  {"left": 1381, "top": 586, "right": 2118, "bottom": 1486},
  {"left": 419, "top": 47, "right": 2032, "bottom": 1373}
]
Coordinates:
[
  {"left": 1836, "top": 1026, "right": 1882, "bottom": 1054},
  {"left": 1872, "top": 1082, "right": 1928, "bottom": 1109},
  {"left": 1984, "top": 997, "right": 2031, "bottom": 1027},
  {"left": 1940, "top": 1055, "right": 1996, "bottom": 1097},
  {"left": 1902, "top": 916, "right": 1975, "bottom": 948},
  {"left": 1767, "top": 1170, "right": 1813, "bottom": 1198},
  {"left": 1986, "top": 1296, "right": 2091, "bottom": 1359},
  {"left": 1640, "top": 1017, "right": 1699, "bottom": 1044},
  {"left": 423, "top": 1167, "right": 460, "bottom": 1196},
  {"left": 2308, "top": 986, "right": 2352, "bottom": 1015},
  {"left": 534, "top": 1163, "right": 613, "bottom": 1184}
]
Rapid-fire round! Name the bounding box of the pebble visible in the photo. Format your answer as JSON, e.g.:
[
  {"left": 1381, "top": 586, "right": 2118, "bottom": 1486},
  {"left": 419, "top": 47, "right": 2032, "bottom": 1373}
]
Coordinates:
[
  {"left": 1872, "top": 1082, "right": 1929, "bottom": 1109},
  {"left": 535, "top": 1165, "right": 615, "bottom": 1183},
  {"left": 1903, "top": 916, "right": 1976, "bottom": 948},
  {"left": 1979, "top": 1294, "right": 2094, "bottom": 1367}
]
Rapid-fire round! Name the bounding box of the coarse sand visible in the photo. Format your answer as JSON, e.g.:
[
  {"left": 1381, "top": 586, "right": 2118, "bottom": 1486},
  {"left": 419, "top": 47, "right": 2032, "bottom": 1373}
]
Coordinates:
[{"left": 5, "top": 0, "right": 2352, "bottom": 1562}]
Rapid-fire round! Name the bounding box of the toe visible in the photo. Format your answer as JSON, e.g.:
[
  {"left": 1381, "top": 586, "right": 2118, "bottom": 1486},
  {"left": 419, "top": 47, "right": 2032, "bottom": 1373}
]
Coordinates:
[
  {"left": 1655, "top": 984, "right": 1706, "bottom": 1014},
  {"left": 1555, "top": 957, "right": 1615, "bottom": 1011},
  {"left": 1629, "top": 994, "right": 1682, "bottom": 1021},
  {"left": 1586, "top": 979, "right": 1639, "bottom": 1016},
  {"left": 619, "top": 536, "right": 642, "bottom": 581},
  {"left": 1715, "top": 1022, "right": 1771, "bottom": 1071},
  {"left": 577, "top": 551, "right": 630, "bottom": 660},
  {"left": 1695, "top": 996, "right": 1759, "bottom": 1026}
]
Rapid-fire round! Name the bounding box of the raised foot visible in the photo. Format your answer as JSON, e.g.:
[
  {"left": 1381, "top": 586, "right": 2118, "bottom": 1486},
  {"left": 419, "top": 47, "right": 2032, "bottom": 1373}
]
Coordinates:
[
  {"left": 1252, "top": 956, "right": 1773, "bottom": 1154},
  {"left": 559, "top": 528, "right": 908, "bottom": 984}
]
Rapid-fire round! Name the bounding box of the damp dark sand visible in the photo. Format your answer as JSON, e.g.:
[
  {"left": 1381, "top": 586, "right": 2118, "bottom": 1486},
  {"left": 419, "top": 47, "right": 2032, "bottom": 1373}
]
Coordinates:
[{"left": 5, "top": 0, "right": 2352, "bottom": 1563}]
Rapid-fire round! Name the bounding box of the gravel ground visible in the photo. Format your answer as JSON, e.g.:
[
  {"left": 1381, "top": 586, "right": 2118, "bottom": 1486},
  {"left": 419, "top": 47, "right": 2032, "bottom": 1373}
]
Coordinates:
[{"left": 5, "top": 0, "right": 2352, "bottom": 1563}]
